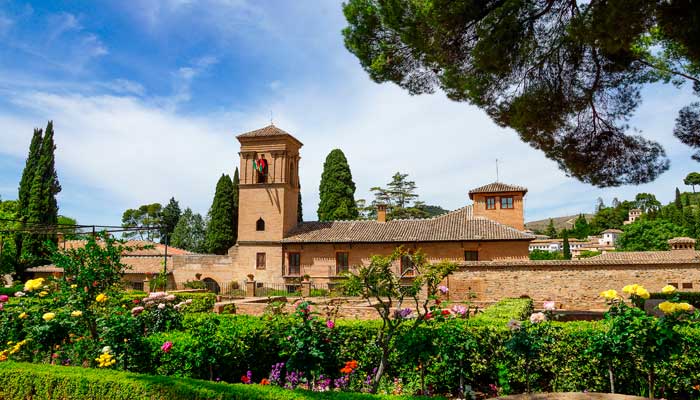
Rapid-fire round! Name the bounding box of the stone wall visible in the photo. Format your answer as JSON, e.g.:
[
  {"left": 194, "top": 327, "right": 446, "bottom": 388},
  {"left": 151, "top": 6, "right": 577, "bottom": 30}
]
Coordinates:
[
  {"left": 471, "top": 192, "right": 525, "bottom": 230},
  {"left": 448, "top": 260, "right": 700, "bottom": 310}
]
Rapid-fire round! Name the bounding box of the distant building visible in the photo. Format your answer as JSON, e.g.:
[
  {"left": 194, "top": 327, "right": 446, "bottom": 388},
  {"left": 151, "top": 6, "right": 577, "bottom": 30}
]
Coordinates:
[
  {"left": 598, "top": 229, "right": 623, "bottom": 246},
  {"left": 624, "top": 208, "right": 642, "bottom": 225}
]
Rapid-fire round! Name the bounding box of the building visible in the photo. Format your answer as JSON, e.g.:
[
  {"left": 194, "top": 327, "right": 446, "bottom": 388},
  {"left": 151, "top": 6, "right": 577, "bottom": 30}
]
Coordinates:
[
  {"left": 624, "top": 208, "right": 642, "bottom": 225},
  {"left": 28, "top": 240, "right": 191, "bottom": 290},
  {"left": 598, "top": 229, "right": 622, "bottom": 246},
  {"left": 172, "top": 125, "right": 535, "bottom": 289}
]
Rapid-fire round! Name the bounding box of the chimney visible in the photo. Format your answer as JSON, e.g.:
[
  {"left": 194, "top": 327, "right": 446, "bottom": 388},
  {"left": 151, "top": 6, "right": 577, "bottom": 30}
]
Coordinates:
[
  {"left": 376, "top": 204, "right": 387, "bottom": 223},
  {"left": 668, "top": 237, "right": 696, "bottom": 251}
]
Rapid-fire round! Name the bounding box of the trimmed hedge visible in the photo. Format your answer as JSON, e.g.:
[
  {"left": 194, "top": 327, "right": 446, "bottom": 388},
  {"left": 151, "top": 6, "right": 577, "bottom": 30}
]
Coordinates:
[
  {"left": 120, "top": 292, "right": 216, "bottom": 313},
  {"left": 651, "top": 291, "right": 700, "bottom": 306},
  {"left": 0, "top": 362, "right": 426, "bottom": 400}
]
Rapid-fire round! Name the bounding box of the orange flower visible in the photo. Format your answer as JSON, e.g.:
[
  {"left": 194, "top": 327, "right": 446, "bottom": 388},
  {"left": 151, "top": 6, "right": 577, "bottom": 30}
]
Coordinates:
[
  {"left": 340, "top": 360, "right": 358, "bottom": 374},
  {"left": 347, "top": 360, "right": 358, "bottom": 369},
  {"left": 260, "top": 378, "right": 270, "bottom": 385}
]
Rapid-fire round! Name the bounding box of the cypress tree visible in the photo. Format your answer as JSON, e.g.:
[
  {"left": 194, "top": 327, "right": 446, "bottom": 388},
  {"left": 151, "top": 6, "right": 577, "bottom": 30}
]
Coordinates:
[
  {"left": 232, "top": 168, "right": 239, "bottom": 244},
  {"left": 160, "top": 197, "right": 181, "bottom": 244},
  {"left": 14, "top": 128, "right": 43, "bottom": 264},
  {"left": 675, "top": 187, "right": 683, "bottom": 209},
  {"left": 24, "top": 121, "right": 61, "bottom": 263},
  {"left": 298, "top": 190, "right": 303, "bottom": 223},
  {"left": 171, "top": 208, "right": 207, "bottom": 253},
  {"left": 317, "top": 149, "right": 359, "bottom": 221},
  {"left": 206, "top": 174, "right": 236, "bottom": 255},
  {"left": 562, "top": 230, "right": 572, "bottom": 260}
]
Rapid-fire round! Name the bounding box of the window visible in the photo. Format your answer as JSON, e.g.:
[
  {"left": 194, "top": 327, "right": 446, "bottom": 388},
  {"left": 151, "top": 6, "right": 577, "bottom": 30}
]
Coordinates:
[
  {"left": 255, "top": 156, "right": 268, "bottom": 183},
  {"left": 400, "top": 254, "right": 415, "bottom": 276},
  {"left": 256, "top": 253, "right": 266, "bottom": 269},
  {"left": 501, "top": 196, "right": 514, "bottom": 209},
  {"left": 683, "top": 282, "right": 693, "bottom": 289},
  {"left": 464, "top": 251, "right": 478, "bottom": 261},
  {"left": 288, "top": 252, "right": 301, "bottom": 276},
  {"left": 669, "top": 282, "right": 679, "bottom": 288},
  {"left": 336, "top": 252, "right": 349, "bottom": 275},
  {"left": 486, "top": 197, "right": 496, "bottom": 210},
  {"left": 256, "top": 218, "right": 265, "bottom": 231}
]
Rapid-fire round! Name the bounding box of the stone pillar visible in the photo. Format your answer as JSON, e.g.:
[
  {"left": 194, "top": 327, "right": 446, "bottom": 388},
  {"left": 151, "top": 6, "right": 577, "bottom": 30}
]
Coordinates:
[
  {"left": 301, "top": 281, "right": 311, "bottom": 297},
  {"left": 246, "top": 275, "right": 256, "bottom": 297}
]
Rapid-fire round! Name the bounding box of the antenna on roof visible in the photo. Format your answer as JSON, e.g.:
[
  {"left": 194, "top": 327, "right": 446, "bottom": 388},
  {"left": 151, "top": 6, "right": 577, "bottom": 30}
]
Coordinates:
[{"left": 496, "top": 158, "right": 499, "bottom": 182}]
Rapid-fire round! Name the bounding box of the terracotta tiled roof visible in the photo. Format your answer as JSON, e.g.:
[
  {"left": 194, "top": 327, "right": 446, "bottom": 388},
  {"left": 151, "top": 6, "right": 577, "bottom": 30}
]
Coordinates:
[
  {"left": 282, "top": 206, "right": 533, "bottom": 243},
  {"left": 55, "top": 240, "right": 190, "bottom": 256},
  {"left": 28, "top": 256, "right": 170, "bottom": 275},
  {"left": 589, "top": 251, "right": 700, "bottom": 262},
  {"left": 468, "top": 182, "right": 528, "bottom": 199},
  {"left": 236, "top": 124, "right": 302, "bottom": 145},
  {"left": 601, "top": 229, "right": 623, "bottom": 234},
  {"left": 457, "top": 250, "right": 700, "bottom": 267},
  {"left": 668, "top": 237, "right": 696, "bottom": 244}
]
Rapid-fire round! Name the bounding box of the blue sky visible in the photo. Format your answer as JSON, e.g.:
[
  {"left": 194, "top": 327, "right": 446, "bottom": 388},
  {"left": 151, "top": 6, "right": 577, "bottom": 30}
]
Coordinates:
[{"left": 0, "top": 0, "right": 698, "bottom": 227}]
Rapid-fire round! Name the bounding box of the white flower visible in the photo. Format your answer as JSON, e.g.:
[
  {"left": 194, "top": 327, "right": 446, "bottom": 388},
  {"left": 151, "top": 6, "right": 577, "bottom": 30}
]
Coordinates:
[
  {"left": 102, "top": 346, "right": 112, "bottom": 354},
  {"left": 157, "top": 303, "right": 166, "bottom": 310},
  {"left": 14, "top": 291, "right": 25, "bottom": 297},
  {"left": 529, "top": 312, "right": 547, "bottom": 324},
  {"left": 543, "top": 301, "right": 556, "bottom": 311}
]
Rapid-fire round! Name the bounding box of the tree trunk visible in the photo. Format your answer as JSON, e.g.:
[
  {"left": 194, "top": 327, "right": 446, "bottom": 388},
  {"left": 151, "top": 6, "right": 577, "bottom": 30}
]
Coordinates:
[
  {"left": 371, "top": 347, "right": 389, "bottom": 393},
  {"left": 648, "top": 369, "right": 654, "bottom": 399},
  {"left": 608, "top": 365, "right": 615, "bottom": 394}
]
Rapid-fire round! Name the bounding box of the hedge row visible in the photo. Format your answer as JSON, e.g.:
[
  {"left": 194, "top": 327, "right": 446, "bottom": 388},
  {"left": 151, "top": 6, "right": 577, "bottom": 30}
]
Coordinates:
[{"left": 0, "top": 362, "right": 424, "bottom": 400}]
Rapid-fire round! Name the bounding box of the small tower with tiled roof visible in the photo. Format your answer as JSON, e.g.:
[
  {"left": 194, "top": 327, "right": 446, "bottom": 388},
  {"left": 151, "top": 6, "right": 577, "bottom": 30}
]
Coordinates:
[
  {"left": 237, "top": 124, "right": 302, "bottom": 243},
  {"left": 469, "top": 182, "right": 527, "bottom": 230}
]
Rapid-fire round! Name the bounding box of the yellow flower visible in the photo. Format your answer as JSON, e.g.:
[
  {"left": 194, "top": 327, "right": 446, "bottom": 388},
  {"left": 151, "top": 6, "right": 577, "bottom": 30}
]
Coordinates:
[
  {"left": 38, "top": 291, "right": 48, "bottom": 297},
  {"left": 42, "top": 312, "right": 56, "bottom": 322},
  {"left": 658, "top": 301, "right": 677, "bottom": 314},
  {"left": 95, "top": 352, "right": 116, "bottom": 368},
  {"left": 623, "top": 284, "right": 639, "bottom": 295},
  {"left": 677, "top": 302, "right": 693, "bottom": 312},
  {"left": 95, "top": 293, "right": 108, "bottom": 303},
  {"left": 600, "top": 289, "right": 618, "bottom": 301},
  {"left": 70, "top": 284, "right": 77, "bottom": 289},
  {"left": 18, "top": 312, "right": 27, "bottom": 319},
  {"left": 71, "top": 311, "right": 83, "bottom": 318},
  {"left": 636, "top": 288, "right": 650, "bottom": 299},
  {"left": 23, "top": 278, "right": 45, "bottom": 292},
  {"left": 661, "top": 285, "right": 676, "bottom": 294}
]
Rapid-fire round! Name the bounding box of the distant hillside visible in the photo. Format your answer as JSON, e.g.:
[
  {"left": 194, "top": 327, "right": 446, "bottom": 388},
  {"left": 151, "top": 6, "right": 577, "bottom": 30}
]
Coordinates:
[{"left": 525, "top": 214, "right": 594, "bottom": 233}]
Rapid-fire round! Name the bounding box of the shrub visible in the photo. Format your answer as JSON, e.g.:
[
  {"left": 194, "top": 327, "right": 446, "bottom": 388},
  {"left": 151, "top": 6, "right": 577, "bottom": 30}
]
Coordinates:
[
  {"left": 184, "top": 280, "right": 207, "bottom": 290},
  {"left": 0, "top": 361, "right": 424, "bottom": 399}
]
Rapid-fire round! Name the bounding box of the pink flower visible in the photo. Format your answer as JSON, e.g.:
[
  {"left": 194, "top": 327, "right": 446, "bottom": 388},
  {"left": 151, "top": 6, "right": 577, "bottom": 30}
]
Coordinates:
[
  {"left": 131, "top": 306, "right": 144, "bottom": 316},
  {"left": 0, "top": 303, "right": 3, "bottom": 311},
  {"left": 451, "top": 305, "right": 467, "bottom": 316},
  {"left": 438, "top": 285, "right": 449, "bottom": 294},
  {"left": 543, "top": 301, "right": 556, "bottom": 311},
  {"left": 0, "top": 295, "right": 8, "bottom": 303},
  {"left": 161, "top": 341, "right": 173, "bottom": 353},
  {"left": 326, "top": 319, "right": 335, "bottom": 329}
]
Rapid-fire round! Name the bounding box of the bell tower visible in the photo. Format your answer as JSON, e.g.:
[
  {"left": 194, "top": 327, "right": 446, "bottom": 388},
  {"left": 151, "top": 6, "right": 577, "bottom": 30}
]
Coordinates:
[{"left": 236, "top": 125, "right": 302, "bottom": 243}]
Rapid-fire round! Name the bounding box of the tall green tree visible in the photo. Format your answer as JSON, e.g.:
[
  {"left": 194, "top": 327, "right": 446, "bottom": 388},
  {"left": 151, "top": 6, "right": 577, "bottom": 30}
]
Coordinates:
[
  {"left": 160, "top": 197, "right": 181, "bottom": 244},
  {"left": 206, "top": 174, "right": 236, "bottom": 255},
  {"left": 317, "top": 149, "right": 359, "bottom": 221},
  {"left": 14, "top": 128, "right": 43, "bottom": 266},
  {"left": 675, "top": 187, "right": 683, "bottom": 209},
  {"left": 171, "top": 208, "right": 207, "bottom": 253},
  {"left": 562, "top": 230, "right": 572, "bottom": 260},
  {"left": 684, "top": 172, "right": 700, "bottom": 193},
  {"left": 342, "top": 1, "right": 700, "bottom": 186},
  {"left": 121, "top": 203, "right": 162, "bottom": 241},
  {"left": 370, "top": 172, "right": 432, "bottom": 220},
  {"left": 544, "top": 218, "right": 557, "bottom": 238},
  {"left": 572, "top": 214, "right": 591, "bottom": 240},
  {"left": 232, "top": 167, "right": 239, "bottom": 243},
  {"left": 297, "top": 190, "right": 303, "bottom": 223},
  {"left": 24, "top": 121, "right": 61, "bottom": 264},
  {"left": 635, "top": 193, "right": 662, "bottom": 215},
  {"left": 618, "top": 219, "right": 688, "bottom": 251}
]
